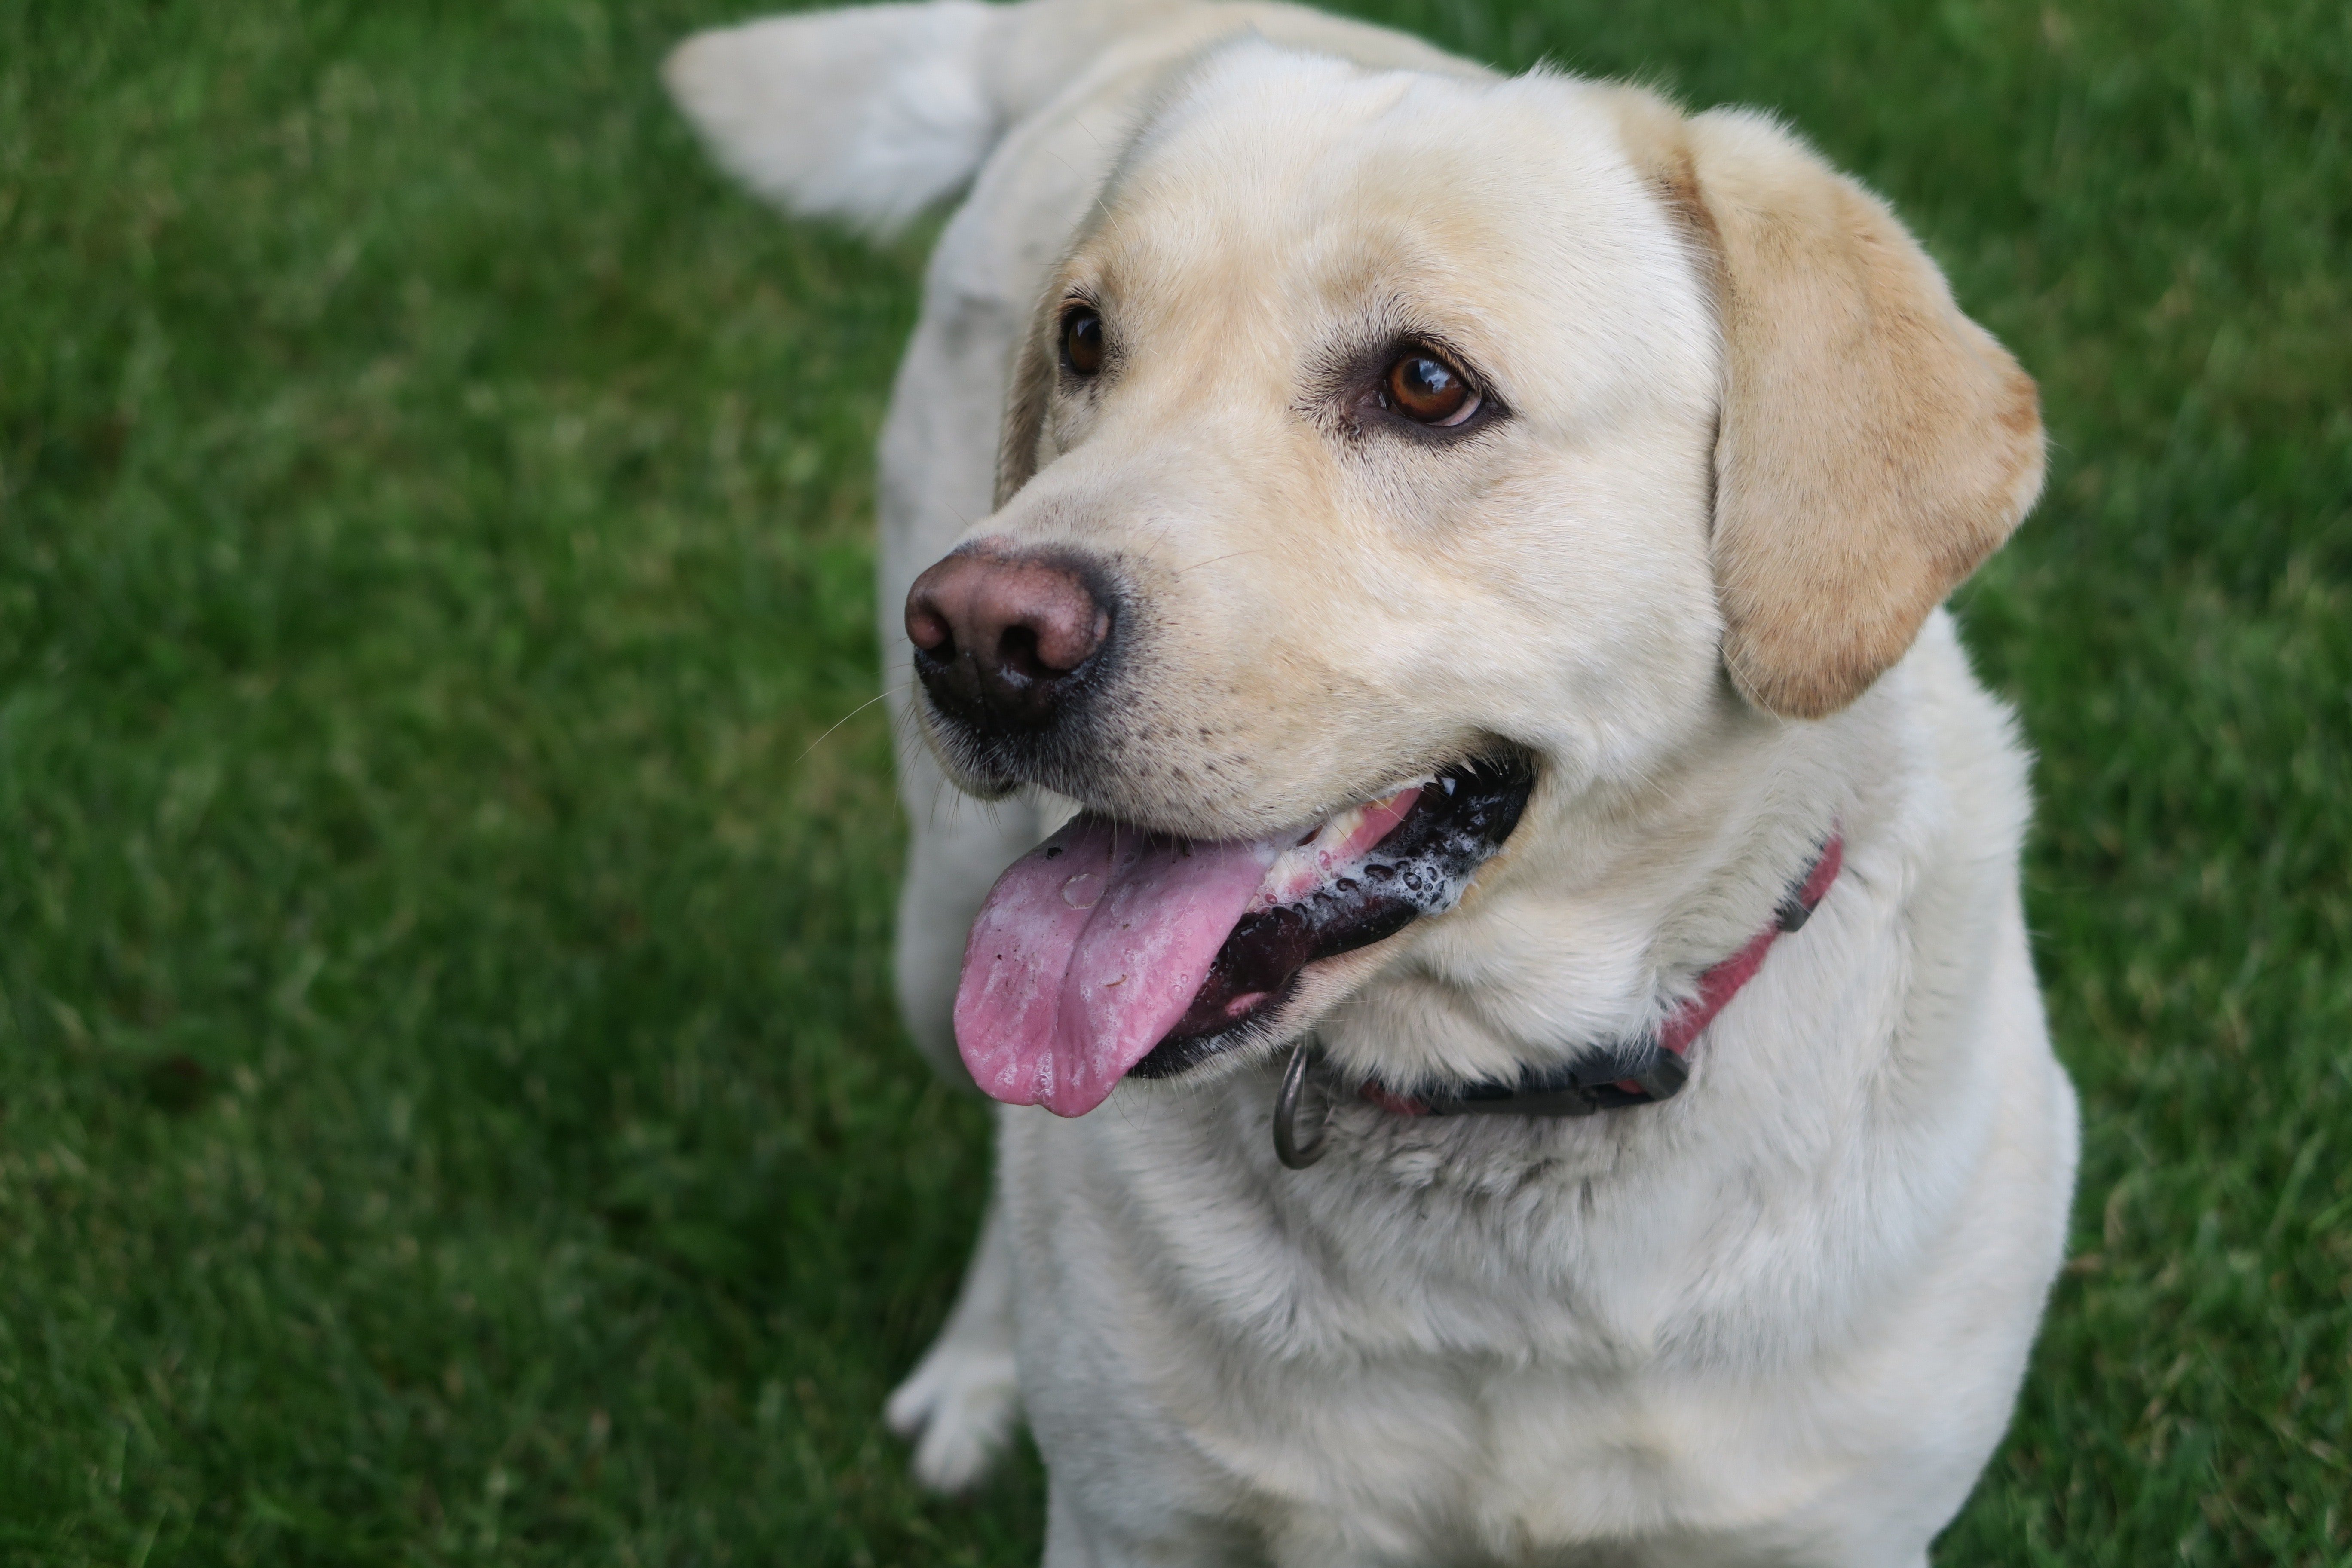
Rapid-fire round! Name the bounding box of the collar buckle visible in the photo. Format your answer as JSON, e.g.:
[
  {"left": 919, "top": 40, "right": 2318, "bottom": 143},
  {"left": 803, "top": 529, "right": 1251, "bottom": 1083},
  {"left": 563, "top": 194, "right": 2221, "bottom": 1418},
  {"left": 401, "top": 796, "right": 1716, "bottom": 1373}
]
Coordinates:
[{"left": 1272, "top": 1039, "right": 1335, "bottom": 1169}]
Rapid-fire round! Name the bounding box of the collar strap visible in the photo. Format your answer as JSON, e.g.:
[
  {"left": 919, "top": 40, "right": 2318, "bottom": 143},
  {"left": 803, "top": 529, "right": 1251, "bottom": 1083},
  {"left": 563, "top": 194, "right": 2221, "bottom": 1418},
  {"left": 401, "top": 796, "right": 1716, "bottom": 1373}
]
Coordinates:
[{"left": 1271, "top": 835, "right": 1843, "bottom": 1169}]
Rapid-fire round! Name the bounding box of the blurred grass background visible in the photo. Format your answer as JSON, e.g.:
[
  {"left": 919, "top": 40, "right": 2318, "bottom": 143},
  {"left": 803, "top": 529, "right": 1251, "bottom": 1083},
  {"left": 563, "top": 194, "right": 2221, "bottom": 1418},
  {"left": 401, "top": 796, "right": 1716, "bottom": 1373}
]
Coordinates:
[{"left": 0, "top": 0, "right": 2344, "bottom": 1561}]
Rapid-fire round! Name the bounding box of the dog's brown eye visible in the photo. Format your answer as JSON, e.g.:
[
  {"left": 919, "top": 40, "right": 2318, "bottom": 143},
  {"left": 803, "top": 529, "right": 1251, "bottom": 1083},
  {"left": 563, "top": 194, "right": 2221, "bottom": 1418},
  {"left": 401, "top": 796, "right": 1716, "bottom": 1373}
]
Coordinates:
[
  {"left": 1062, "top": 308, "right": 1104, "bottom": 376},
  {"left": 1384, "top": 351, "right": 1479, "bottom": 426}
]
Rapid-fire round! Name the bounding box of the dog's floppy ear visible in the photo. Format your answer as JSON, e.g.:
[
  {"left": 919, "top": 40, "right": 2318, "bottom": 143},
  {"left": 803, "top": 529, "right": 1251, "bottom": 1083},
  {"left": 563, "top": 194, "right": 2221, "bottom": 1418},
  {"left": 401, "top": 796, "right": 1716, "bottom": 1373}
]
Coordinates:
[{"left": 1677, "top": 108, "right": 2044, "bottom": 719}]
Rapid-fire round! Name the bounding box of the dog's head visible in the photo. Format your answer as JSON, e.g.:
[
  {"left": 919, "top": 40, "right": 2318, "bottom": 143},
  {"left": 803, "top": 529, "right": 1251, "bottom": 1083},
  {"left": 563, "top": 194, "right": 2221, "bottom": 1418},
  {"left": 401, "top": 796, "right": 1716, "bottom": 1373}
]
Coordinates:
[{"left": 913, "top": 45, "right": 2042, "bottom": 1115}]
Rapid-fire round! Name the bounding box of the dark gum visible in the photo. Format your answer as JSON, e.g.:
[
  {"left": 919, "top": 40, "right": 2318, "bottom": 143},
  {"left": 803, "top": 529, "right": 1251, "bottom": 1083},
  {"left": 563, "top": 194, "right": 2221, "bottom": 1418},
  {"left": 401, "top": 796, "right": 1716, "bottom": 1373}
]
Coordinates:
[{"left": 1126, "top": 754, "right": 1535, "bottom": 1080}]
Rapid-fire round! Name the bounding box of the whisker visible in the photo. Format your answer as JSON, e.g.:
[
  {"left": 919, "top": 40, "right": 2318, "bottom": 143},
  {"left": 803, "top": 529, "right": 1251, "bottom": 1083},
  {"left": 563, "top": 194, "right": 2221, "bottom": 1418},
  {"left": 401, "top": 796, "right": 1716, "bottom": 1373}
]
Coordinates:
[
  {"left": 793, "top": 681, "right": 907, "bottom": 768},
  {"left": 1173, "top": 547, "right": 1270, "bottom": 577}
]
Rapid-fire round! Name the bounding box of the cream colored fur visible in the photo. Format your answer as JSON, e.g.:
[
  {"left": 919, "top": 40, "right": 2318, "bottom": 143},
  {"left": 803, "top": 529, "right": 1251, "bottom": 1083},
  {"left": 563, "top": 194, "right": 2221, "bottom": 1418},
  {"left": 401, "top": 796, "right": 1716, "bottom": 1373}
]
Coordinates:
[{"left": 666, "top": 5, "right": 2078, "bottom": 1562}]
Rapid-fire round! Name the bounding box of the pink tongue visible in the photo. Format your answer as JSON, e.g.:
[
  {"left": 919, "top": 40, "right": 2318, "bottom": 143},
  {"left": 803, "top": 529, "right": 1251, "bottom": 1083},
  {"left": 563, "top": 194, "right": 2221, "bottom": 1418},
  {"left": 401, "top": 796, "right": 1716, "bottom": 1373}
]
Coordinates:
[{"left": 954, "top": 817, "right": 1282, "bottom": 1116}]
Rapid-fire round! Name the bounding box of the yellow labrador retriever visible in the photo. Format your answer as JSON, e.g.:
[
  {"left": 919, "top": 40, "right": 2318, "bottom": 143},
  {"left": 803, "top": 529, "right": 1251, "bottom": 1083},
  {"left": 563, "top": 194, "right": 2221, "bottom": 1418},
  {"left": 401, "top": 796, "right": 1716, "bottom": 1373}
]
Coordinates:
[{"left": 668, "top": 3, "right": 2079, "bottom": 1562}]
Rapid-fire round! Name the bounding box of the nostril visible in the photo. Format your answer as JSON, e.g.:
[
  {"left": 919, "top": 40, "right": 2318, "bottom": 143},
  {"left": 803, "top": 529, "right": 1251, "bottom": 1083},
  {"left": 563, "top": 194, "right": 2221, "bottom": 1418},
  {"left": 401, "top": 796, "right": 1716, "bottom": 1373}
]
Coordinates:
[
  {"left": 997, "top": 624, "right": 1045, "bottom": 681},
  {"left": 906, "top": 595, "right": 954, "bottom": 656}
]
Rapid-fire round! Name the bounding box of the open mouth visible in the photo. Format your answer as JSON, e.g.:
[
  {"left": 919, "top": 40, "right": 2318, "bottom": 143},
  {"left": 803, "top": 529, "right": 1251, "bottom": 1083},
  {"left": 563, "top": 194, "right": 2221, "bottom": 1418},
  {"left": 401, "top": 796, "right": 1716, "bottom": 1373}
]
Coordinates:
[{"left": 952, "top": 754, "right": 1534, "bottom": 1115}]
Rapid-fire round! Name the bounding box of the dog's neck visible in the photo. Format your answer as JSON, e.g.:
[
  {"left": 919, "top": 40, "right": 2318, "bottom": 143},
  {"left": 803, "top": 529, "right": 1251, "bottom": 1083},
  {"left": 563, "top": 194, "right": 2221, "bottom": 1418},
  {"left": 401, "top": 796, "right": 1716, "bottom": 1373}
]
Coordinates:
[{"left": 1316, "top": 674, "right": 1911, "bottom": 1094}]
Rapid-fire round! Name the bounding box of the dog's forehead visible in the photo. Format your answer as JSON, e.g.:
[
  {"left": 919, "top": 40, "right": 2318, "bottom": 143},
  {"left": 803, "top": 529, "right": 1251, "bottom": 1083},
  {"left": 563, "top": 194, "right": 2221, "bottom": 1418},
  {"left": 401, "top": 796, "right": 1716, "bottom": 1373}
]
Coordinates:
[{"left": 1073, "top": 46, "right": 1705, "bottom": 384}]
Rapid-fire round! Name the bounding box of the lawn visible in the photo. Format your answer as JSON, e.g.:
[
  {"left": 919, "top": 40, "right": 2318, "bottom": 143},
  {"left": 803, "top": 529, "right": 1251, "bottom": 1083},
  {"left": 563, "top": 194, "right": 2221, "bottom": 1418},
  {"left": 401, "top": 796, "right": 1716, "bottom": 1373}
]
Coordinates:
[{"left": 0, "top": 0, "right": 2345, "bottom": 1562}]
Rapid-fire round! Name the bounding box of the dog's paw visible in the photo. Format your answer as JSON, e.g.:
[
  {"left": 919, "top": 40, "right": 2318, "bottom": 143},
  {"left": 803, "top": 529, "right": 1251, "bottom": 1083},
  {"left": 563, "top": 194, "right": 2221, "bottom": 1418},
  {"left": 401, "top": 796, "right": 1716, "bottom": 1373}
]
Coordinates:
[{"left": 885, "top": 1341, "right": 1020, "bottom": 1493}]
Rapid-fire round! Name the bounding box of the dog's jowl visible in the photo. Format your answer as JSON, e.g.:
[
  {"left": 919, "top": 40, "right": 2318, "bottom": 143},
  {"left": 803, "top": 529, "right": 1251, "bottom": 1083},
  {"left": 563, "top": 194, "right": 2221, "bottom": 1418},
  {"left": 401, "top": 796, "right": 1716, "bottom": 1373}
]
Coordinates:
[{"left": 669, "top": 4, "right": 2078, "bottom": 1563}]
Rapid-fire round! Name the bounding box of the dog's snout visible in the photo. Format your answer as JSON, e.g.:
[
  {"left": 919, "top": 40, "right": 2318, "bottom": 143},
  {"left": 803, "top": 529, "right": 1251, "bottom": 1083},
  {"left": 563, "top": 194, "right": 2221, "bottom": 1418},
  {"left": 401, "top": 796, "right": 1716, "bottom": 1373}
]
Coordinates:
[{"left": 906, "top": 550, "right": 1111, "bottom": 730}]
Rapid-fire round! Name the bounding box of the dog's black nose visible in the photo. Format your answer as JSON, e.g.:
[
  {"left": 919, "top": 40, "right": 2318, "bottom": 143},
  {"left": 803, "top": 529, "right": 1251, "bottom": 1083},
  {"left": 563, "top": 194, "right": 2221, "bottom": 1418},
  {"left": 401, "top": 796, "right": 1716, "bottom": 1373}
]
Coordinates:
[{"left": 906, "top": 548, "right": 1111, "bottom": 730}]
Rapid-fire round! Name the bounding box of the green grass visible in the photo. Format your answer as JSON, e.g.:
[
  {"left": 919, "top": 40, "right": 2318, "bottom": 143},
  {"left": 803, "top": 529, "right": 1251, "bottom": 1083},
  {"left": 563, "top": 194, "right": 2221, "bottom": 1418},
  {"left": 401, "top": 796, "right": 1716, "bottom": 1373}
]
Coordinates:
[{"left": 0, "top": 0, "right": 2343, "bottom": 1560}]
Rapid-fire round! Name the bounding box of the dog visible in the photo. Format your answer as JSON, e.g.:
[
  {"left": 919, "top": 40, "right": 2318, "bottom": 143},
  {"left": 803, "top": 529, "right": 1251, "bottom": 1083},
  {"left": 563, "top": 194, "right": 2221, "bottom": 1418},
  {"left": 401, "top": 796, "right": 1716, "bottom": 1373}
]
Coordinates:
[{"left": 665, "top": 3, "right": 2079, "bottom": 1562}]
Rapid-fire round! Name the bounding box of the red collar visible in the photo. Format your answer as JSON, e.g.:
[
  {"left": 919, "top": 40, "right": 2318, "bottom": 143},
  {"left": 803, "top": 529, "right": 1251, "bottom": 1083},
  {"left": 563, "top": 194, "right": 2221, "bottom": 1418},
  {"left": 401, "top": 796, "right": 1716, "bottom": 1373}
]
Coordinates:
[{"left": 1272, "top": 836, "right": 1844, "bottom": 1169}]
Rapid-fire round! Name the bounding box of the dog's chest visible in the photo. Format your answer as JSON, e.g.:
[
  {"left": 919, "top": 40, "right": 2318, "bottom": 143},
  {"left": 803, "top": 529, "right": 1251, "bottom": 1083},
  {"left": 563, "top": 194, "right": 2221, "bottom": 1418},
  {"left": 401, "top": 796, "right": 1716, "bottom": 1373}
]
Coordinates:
[{"left": 1003, "top": 1105, "right": 1904, "bottom": 1559}]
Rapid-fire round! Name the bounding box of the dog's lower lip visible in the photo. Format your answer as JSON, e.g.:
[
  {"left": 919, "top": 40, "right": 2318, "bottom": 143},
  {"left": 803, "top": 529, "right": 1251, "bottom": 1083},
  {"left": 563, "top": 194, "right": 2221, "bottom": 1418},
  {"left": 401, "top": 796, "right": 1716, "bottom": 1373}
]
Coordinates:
[{"left": 1126, "top": 753, "right": 1535, "bottom": 1081}]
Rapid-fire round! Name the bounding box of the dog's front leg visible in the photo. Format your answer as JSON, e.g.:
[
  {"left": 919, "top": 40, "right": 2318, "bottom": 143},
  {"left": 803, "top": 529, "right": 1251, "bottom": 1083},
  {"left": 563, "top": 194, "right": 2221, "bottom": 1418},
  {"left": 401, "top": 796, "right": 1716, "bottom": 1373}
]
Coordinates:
[
  {"left": 879, "top": 634, "right": 1041, "bottom": 1493},
  {"left": 879, "top": 668, "right": 1041, "bottom": 1490},
  {"left": 885, "top": 1186, "right": 1020, "bottom": 1492},
  {"left": 1043, "top": 1482, "right": 1268, "bottom": 1568}
]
